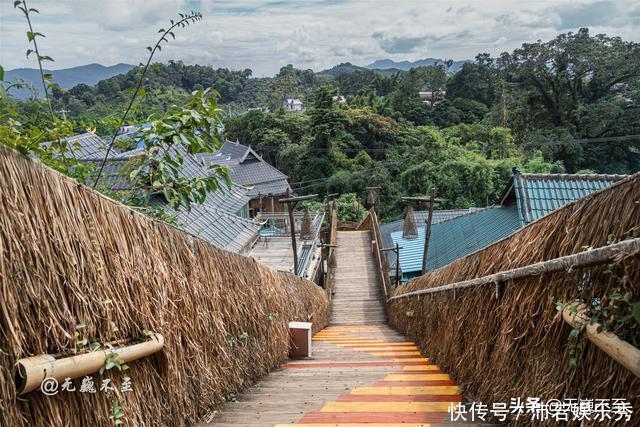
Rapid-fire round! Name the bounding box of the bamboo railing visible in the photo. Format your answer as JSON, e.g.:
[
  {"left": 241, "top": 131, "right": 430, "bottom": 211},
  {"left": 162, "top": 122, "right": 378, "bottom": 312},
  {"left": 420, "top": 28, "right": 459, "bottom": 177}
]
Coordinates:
[
  {"left": 386, "top": 172, "right": 640, "bottom": 409},
  {"left": 361, "top": 208, "right": 391, "bottom": 302}
]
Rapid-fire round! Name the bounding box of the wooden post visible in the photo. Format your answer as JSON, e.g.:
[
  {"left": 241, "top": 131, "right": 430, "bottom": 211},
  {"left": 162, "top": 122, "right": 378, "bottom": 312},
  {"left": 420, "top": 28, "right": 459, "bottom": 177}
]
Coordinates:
[
  {"left": 279, "top": 193, "right": 318, "bottom": 275},
  {"left": 366, "top": 186, "right": 380, "bottom": 210},
  {"left": 402, "top": 192, "right": 441, "bottom": 276},
  {"left": 395, "top": 242, "right": 400, "bottom": 287},
  {"left": 382, "top": 244, "right": 403, "bottom": 288},
  {"left": 422, "top": 188, "right": 437, "bottom": 275}
]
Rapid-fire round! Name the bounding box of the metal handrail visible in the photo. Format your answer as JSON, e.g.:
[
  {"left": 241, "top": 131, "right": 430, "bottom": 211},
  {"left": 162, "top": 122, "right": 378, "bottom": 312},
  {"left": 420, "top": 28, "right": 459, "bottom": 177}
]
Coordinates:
[
  {"left": 295, "top": 212, "right": 325, "bottom": 277},
  {"left": 260, "top": 212, "right": 322, "bottom": 237}
]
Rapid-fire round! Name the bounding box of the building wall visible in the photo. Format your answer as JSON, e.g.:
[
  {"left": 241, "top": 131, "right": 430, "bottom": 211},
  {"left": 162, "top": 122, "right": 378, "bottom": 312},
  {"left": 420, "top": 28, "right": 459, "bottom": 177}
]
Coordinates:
[{"left": 249, "top": 196, "right": 287, "bottom": 216}]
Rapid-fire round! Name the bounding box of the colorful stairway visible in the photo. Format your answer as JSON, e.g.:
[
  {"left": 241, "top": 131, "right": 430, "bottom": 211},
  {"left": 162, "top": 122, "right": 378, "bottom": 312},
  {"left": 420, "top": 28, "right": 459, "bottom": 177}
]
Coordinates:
[{"left": 200, "top": 231, "right": 463, "bottom": 426}]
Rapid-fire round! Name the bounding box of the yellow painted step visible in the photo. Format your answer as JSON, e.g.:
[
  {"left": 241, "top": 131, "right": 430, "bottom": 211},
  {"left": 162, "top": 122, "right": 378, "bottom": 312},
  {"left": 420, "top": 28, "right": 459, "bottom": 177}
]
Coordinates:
[
  {"left": 340, "top": 345, "right": 418, "bottom": 351},
  {"left": 400, "top": 365, "right": 440, "bottom": 371},
  {"left": 275, "top": 424, "right": 432, "bottom": 427},
  {"left": 351, "top": 386, "right": 460, "bottom": 395},
  {"left": 313, "top": 339, "right": 384, "bottom": 342},
  {"left": 384, "top": 374, "right": 450, "bottom": 381},
  {"left": 392, "top": 357, "right": 430, "bottom": 362},
  {"left": 336, "top": 342, "right": 415, "bottom": 346},
  {"left": 371, "top": 351, "right": 421, "bottom": 356},
  {"left": 320, "top": 401, "right": 452, "bottom": 412}
]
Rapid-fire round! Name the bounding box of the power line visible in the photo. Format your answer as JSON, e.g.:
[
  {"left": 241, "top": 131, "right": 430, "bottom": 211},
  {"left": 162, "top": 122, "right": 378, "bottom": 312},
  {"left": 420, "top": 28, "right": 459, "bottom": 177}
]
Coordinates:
[{"left": 252, "top": 134, "right": 640, "bottom": 156}]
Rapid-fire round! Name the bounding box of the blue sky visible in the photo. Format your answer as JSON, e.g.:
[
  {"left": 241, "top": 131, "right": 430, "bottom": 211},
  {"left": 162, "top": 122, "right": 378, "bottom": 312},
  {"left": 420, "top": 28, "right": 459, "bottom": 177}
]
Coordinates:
[{"left": 1, "top": 0, "right": 639, "bottom": 76}]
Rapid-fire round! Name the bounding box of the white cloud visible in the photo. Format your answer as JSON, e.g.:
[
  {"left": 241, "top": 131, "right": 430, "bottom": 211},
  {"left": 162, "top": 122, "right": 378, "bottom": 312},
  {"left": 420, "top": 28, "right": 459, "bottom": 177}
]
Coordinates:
[{"left": 1, "top": 0, "right": 638, "bottom": 76}]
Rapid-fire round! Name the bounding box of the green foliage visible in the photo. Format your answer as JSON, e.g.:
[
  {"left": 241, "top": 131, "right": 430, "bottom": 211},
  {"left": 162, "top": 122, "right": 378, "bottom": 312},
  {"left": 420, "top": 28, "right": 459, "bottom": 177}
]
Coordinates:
[
  {"left": 557, "top": 285, "right": 639, "bottom": 369},
  {"left": 5, "top": 21, "right": 639, "bottom": 222},
  {"left": 591, "top": 289, "right": 640, "bottom": 348},
  {"left": 121, "top": 88, "right": 229, "bottom": 211},
  {"left": 334, "top": 193, "right": 366, "bottom": 222},
  {"left": 100, "top": 352, "right": 129, "bottom": 375},
  {"left": 108, "top": 399, "right": 125, "bottom": 425},
  {"left": 524, "top": 151, "right": 565, "bottom": 173}
]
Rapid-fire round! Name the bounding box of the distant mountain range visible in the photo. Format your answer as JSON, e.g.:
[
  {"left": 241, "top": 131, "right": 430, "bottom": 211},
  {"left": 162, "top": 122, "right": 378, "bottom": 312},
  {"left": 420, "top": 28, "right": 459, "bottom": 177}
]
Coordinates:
[
  {"left": 4, "top": 59, "right": 469, "bottom": 100},
  {"left": 315, "top": 62, "right": 403, "bottom": 79},
  {"left": 317, "top": 57, "right": 469, "bottom": 78},
  {"left": 365, "top": 58, "right": 468, "bottom": 72},
  {"left": 4, "top": 63, "right": 134, "bottom": 99}
]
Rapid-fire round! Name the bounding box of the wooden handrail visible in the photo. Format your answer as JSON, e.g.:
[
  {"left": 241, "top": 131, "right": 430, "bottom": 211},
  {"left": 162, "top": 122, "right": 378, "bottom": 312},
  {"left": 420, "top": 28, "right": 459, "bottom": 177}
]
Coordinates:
[
  {"left": 367, "top": 209, "right": 391, "bottom": 300},
  {"left": 388, "top": 238, "right": 640, "bottom": 301},
  {"left": 563, "top": 304, "right": 640, "bottom": 378}
]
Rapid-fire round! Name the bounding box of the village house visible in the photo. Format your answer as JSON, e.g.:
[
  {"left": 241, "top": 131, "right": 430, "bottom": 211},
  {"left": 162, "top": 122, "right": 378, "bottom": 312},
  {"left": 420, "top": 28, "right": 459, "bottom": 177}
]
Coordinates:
[
  {"left": 282, "top": 98, "right": 305, "bottom": 112},
  {"left": 381, "top": 170, "right": 627, "bottom": 283},
  {"left": 198, "top": 140, "right": 292, "bottom": 216},
  {"left": 60, "top": 133, "right": 262, "bottom": 254},
  {"left": 332, "top": 95, "right": 346, "bottom": 104}
]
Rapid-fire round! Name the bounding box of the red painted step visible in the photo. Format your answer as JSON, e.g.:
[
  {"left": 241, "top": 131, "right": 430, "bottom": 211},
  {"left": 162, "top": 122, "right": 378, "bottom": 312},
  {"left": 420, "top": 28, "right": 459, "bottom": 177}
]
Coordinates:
[
  {"left": 337, "top": 394, "right": 461, "bottom": 402},
  {"left": 298, "top": 411, "right": 450, "bottom": 423}
]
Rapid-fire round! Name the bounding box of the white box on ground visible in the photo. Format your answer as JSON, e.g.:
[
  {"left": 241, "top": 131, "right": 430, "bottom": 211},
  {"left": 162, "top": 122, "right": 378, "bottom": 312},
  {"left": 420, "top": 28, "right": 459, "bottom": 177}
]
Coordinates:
[{"left": 288, "top": 321, "right": 312, "bottom": 358}]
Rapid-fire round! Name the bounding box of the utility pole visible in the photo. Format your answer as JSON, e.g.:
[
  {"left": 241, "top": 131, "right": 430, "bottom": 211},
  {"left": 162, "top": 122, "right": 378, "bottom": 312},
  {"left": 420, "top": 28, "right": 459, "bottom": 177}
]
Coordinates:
[
  {"left": 279, "top": 193, "right": 318, "bottom": 275},
  {"left": 403, "top": 189, "right": 441, "bottom": 275}
]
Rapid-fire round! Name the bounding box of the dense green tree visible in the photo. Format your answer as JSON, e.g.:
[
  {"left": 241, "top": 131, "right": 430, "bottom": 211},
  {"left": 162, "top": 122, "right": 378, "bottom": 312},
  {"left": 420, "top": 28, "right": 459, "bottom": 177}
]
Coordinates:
[
  {"left": 446, "top": 60, "right": 497, "bottom": 106},
  {"left": 495, "top": 29, "right": 640, "bottom": 171}
]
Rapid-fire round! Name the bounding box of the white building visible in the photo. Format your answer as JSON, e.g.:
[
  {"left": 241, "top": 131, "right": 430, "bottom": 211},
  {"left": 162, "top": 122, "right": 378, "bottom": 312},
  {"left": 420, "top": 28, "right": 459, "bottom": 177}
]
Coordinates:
[
  {"left": 283, "top": 98, "right": 305, "bottom": 112},
  {"left": 419, "top": 91, "right": 445, "bottom": 106},
  {"left": 332, "top": 95, "right": 347, "bottom": 104}
]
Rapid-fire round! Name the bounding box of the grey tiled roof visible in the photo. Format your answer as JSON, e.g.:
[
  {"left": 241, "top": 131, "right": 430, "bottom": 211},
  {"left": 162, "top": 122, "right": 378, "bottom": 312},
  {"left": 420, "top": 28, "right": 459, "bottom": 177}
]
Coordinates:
[
  {"left": 198, "top": 140, "right": 291, "bottom": 196},
  {"left": 247, "top": 179, "right": 291, "bottom": 197},
  {"left": 45, "top": 133, "right": 116, "bottom": 161},
  {"left": 79, "top": 143, "right": 257, "bottom": 253},
  {"left": 172, "top": 200, "right": 261, "bottom": 253},
  {"left": 380, "top": 208, "right": 485, "bottom": 271}
]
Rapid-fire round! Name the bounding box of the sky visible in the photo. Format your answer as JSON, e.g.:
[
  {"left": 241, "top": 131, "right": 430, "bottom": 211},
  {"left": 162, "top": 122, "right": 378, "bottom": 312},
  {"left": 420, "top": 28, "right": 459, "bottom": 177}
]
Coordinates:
[{"left": 1, "top": 0, "right": 639, "bottom": 76}]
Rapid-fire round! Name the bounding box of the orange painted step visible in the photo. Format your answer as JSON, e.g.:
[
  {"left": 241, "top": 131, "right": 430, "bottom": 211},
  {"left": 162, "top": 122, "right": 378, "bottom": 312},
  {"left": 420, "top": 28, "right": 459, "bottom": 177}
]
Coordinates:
[
  {"left": 395, "top": 369, "right": 444, "bottom": 374},
  {"left": 275, "top": 424, "right": 433, "bottom": 427},
  {"left": 340, "top": 343, "right": 416, "bottom": 347},
  {"left": 297, "top": 411, "right": 450, "bottom": 423},
  {"left": 371, "top": 351, "right": 422, "bottom": 356},
  {"left": 350, "top": 386, "right": 460, "bottom": 395},
  {"left": 385, "top": 374, "right": 449, "bottom": 381},
  {"left": 372, "top": 380, "right": 457, "bottom": 386},
  {"left": 281, "top": 361, "right": 430, "bottom": 368},
  {"left": 337, "top": 394, "right": 461, "bottom": 402},
  {"left": 320, "top": 401, "right": 452, "bottom": 412}
]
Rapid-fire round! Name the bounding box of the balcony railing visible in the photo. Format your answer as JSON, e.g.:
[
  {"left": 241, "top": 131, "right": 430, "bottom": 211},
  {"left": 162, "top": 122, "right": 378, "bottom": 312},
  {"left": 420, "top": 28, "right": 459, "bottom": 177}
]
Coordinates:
[{"left": 258, "top": 212, "right": 323, "bottom": 239}]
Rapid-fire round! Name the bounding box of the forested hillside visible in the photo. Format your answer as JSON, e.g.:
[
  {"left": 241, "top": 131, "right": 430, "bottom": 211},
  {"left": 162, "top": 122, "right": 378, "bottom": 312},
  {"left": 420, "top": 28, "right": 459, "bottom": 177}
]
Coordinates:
[{"left": 5, "top": 29, "right": 640, "bottom": 219}]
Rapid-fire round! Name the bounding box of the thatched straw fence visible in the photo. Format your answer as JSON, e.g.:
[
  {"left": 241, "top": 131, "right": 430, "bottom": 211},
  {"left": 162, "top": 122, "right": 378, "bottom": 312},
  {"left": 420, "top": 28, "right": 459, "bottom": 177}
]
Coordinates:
[
  {"left": 387, "top": 172, "right": 640, "bottom": 413},
  {"left": 0, "top": 145, "right": 329, "bottom": 426}
]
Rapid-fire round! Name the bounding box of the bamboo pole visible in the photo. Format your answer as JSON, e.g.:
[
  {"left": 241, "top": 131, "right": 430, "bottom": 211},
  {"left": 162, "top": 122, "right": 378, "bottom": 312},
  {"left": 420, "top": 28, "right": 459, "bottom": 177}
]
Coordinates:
[
  {"left": 388, "top": 238, "right": 640, "bottom": 301},
  {"left": 15, "top": 334, "right": 164, "bottom": 395},
  {"left": 563, "top": 304, "right": 640, "bottom": 378}
]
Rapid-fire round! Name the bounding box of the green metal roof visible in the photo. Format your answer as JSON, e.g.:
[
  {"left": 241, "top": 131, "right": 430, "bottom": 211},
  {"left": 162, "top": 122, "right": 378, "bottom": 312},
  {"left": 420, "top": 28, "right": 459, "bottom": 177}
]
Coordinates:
[
  {"left": 390, "top": 206, "right": 521, "bottom": 275},
  {"left": 513, "top": 173, "right": 626, "bottom": 225}
]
